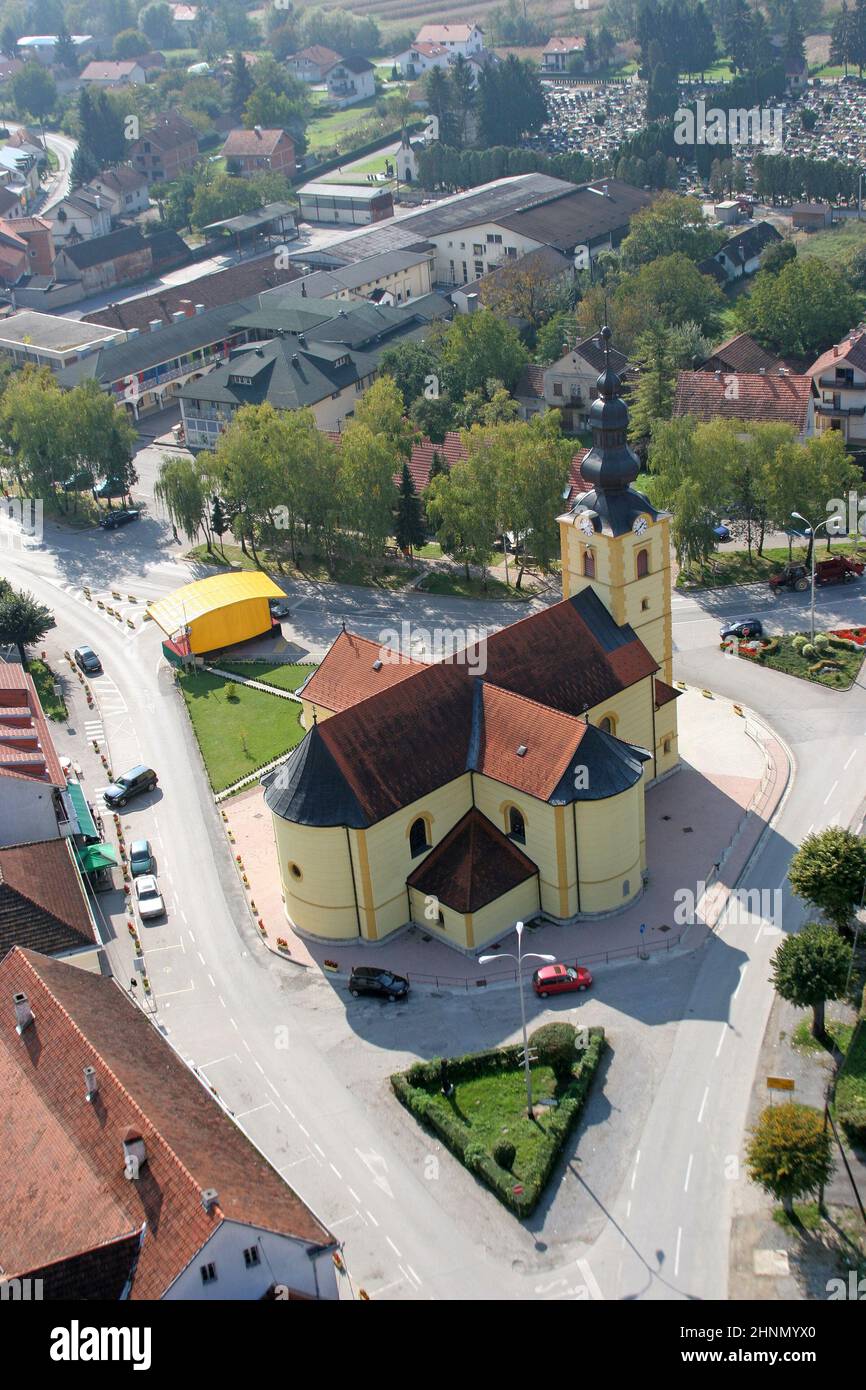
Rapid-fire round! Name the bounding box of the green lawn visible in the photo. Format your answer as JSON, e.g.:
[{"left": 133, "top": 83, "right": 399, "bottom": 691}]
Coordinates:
[
  {"left": 427, "top": 1066, "right": 561, "bottom": 1178},
  {"left": 735, "top": 632, "right": 865, "bottom": 690},
  {"left": 796, "top": 219, "right": 866, "bottom": 269},
  {"left": 792, "top": 1017, "right": 855, "bottom": 1055},
  {"left": 837, "top": 1018, "right": 866, "bottom": 1144},
  {"left": 179, "top": 670, "right": 305, "bottom": 792},
  {"left": 215, "top": 661, "right": 314, "bottom": 693},
  {"left": 678, "top": 539, "right": 866, "bottom": 589},
  {"left": 27, "top": 659, "right": 67, "bottom": 721},
  {"left": 185, "top": 542, "right": 417, "bottom": 590},
  {"left": 418, "top": 571, "right": 535, "bottom": 600},
  {"left": 326, "top": 153, "right": 393, "bottom": 183},
  {"left": 305, "top": 98, "right": 379, "bottom": 154}
]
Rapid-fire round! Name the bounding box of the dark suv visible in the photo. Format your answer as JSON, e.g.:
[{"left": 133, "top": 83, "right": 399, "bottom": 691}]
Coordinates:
[
  {"left": 348, "top": 966, "right": 410, "bottom": 1001},
  {"left": 99, "top": 508, "right": 140, "bottom": 530},
  {"left": 104, "top": 765, "right": 158, "bottom": 809}
]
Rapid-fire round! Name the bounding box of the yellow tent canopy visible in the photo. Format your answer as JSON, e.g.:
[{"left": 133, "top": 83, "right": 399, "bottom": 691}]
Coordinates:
[{"left": 147, "top": 572, "right": 285, "bottom": 654}]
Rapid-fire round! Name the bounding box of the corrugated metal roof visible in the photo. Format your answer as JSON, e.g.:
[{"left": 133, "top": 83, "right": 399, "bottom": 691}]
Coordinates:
[{"left": 147, "top": 572, "right": 283, "bottom": 636}]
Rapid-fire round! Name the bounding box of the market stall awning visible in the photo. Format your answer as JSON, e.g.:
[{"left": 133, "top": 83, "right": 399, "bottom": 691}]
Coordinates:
[
  {"left": 76, "top": 843, "right": 117, "bottom": 873},
  {"left": 67, "top": 780, "right": 98, "bottom": 839}
]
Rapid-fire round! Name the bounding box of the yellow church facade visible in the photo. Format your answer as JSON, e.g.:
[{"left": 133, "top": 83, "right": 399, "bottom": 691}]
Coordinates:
[{"left": 265, "top": 329, "right": 680, "bottom": 955}]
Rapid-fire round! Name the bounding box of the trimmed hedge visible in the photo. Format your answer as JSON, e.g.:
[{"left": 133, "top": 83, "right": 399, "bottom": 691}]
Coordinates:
[
  {"left": 837, "top": 994, "right": 866, "bottom": 1145},
  {"left": 391, "top": 1028, "right": 605, "bottom": 1216}
]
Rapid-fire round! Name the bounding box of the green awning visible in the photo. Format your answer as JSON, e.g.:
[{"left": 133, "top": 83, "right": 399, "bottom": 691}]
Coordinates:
[
  {"left": 77, "top": 843, "right": 117, "bottom": 873},
  {"left": 67, "top": 781, "right": 98, "bottom": 839}
]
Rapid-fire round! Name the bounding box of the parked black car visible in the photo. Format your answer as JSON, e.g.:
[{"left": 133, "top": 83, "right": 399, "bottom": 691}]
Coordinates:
[
  {"left": 348, "top": 966, "right": 410, "bottom": 1001},
  {"left": 719, "top": 618, "right": 764, "bottom": 642},
  {"left": 73, "top": 644, "right": 102, "bottom": 674},
  {"left": 99, "top": 508, "right": 140, "bottom": 530},
  {"left": 104, "top": 764, "right": 158, "bottom": 809}
]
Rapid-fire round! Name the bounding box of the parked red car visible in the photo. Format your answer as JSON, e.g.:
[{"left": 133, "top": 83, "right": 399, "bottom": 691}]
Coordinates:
[{"left": 532, "top": 962, "right": 593, "bottom": 998}]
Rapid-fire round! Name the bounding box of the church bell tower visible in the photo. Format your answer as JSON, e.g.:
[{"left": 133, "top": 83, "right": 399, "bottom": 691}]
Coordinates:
[{"left": 558, "top": 327, "right": 673, "bottom": 686}]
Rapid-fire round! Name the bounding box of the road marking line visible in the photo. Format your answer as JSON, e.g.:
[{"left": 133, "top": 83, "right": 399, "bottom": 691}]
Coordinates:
[
  {"left": 266, "top": 1079, "right": 279, "bottom": 1097},
  {"left": 328, "top": 1212, "right": 360, "bottom": 1228},
  {"left": 283, "top": 1103, "right": 295, "bottom": 1119},
  {"left": 188, "top": 929, "right": 196, "bottom": 943},
  {"left": 330, "top": 1163, "right": 342, "bottom": 1179},
  {"left": 242, "top": 1039, "right": 252, "bottom": 1053},
  {"left": 386, "top": 1236, "right": 402, "bottom": 1257},
  {"left": 674, "top": 1227, "right": 682, "bottom": 1278},
  {"left": 824, "top": 781, "right": 839, "bottom": 805},
  {"left": 844, "top": 749, "right": 857, "bottom": 770},
  {"left": 198, "top": 1053, "right": 235, "bottom": 1069},
  {"left": 253, "top": 1060, "right": 264, "bottom": 1075},
  {"left": 576, "top": 1258, "right": 603, "bottom": 1301},
  {"left": 197, "top": 951, "right": 206, "bottom": 966},
  {"left": 626, "top": 1200, "right": 631, "bottom": 1218},
  {"left": 684, "top": 1154, "right": 693, "bottom": 1192},
  {"left": 278, "top": 1157, "right": 312, "bottom": 1172},
  {"left": 366, "top": 1209, "right": 379, "bottom": 1227},
  {"left": 733, "top": 964, "right": 748, "bottom": 1000},
  {"left": 348, "top": 1186, "right": 360, "bottom": 1202},
  {"left": 715, "top": 1024, "right": 727, "bottom": 1057},
  {"left": 298, "top": 1123, "right": 309, "bottom": 1137},
  {"left": 314, "top": 1142, "right": 326, "bottom": 1158},
  {"left": 218, "top": 995, "right": 226, "bottom": 1008},
  {"left": 369, "top": 1280, "right": 400, "bottom": 1298},
  {"left": 229, "top": 1017, "right": 238, "bottom": 1031},
  {"left": 697, "top": 1086, "right": 709, "bottom": 1124},
  {"left": 234, "top": 1102, "right": 275, "bottom": 1120},
  {"left": 207, "top": 974, "right": 215, "bottom": 988},
  {"left": 152, "top": 983, "right": 194, "bottom": 998},
  {"left": 406, "top": 1264, "right": 422, "bottom": 1286}
]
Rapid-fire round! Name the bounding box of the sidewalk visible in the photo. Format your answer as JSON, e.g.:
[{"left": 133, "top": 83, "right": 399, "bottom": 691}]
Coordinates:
[{"left": 225, "top": 685, "right": 790, "bottom": 988}]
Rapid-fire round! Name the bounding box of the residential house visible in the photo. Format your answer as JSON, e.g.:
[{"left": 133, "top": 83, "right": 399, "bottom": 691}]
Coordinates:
[
  {"left": 0, "top": 665, "right": 72, "bottom": 847},
  {"left": 696, "top": 332, "right": 787, "bottom": 375},
  {"left": 169, "top": 3, "right": 199, "bottom": 33},
  {"left": 516, "top": 330, "right": 629, "bottom": 433},
  {"left": 0, "top": 186, "right": 24, "bottom": 221},
  {"left": 86, "top": 166, "right": 151, "bottom": 221},
  {"left": 45, "top": 189, "right": 112, "bottom": 246},
  {"left": 0, "top": 947, "right": 340, "bottom": 1299},
  {"left": 0, "top": 213, "right": 54, "bottom": 283},
  {"left": 451, "top": 243, "right": 574, "bottom": 317},
  {"left": 285, "top": 45, "right": 341, "bottom": 83},
  {"left": 275, "top": 246, "right": 434, "bottom": 307},
  {"left": 220, "top": 127, "right": 296, "bottom": 178},
  {"left": 323, "top": 56, "right": 376, "bottom": 108},
  {"left": 0, "top": 57, "right": 23, "bottom": 87},
  {"left": 79, "top": 59, "right": 147, "bottom": 87},
  {"left": 0, "top": 838, "right": 101, "bottom": 967},
  {"left": 53, "top": 225, "right": 154, "bottom": 297},
  {"left": 791, "top": 202, "right": 833, "bottom": 231},
  {"left": 0, "top": 311, "right": 120, "bottom": 370},
  {"left": 697, "top": 221, "right": 781, "bottom": 283},
  {"left": 0, "top": 145, "right": 40, "bottom": 201},
  {"left": 394, "top": 40, "right": 450, "bottom": 79},
  {"left": 0, "top": 224, "right": 28, "bottom": 284},
  {"left": 672, "top": 368, "right": 815, "bottom": 438},
  {"left": 542, "top": 36, "right": 589, "bottom": 72},
  {"left": 82, "top": 256, "right": 302, "bottom": 333},
  {"left": 413, "top": 23, "right": 484, "bottom": 57},
  {"left": 807, "top": 327, "right": 866, "bottom": 446},
  {"left": 130, "top": 109, "right": 200, "bottom": 183},
  {"left": 17, "top": 34, "right": 92, "bottom": 66}
]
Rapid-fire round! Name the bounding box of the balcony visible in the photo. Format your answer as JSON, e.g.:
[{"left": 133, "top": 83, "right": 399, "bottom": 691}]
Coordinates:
[
  {"left": 815, "top": 401, "right": 866, "bottom": 417},
  {"left": 817, "top": 375, "right": 862, "bottom": 390}
]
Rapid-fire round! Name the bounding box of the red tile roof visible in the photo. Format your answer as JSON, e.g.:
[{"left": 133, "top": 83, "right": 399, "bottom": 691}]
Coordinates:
[
  {"left": 701, "top": 332, "right": 780, "bottom": 375},
  {"left": 0, "top": 839, "right": 96, "bottom": 956},
  {"left": 470, "top": 683, "right": 591, "bottom": 800},
  {"left": 327, "top": 430, "right": 592, "bottom": 497},
  {"left": 301, "top": 630, "right": 426, "bottom": 714},
  {"left": 0, "top": 664, "right": 65, "bottom": 788},
  {"left": 0, "top": 948, "right": 336, "bottom": 1298},
  {"left": 673, "top": 370, "right": 813, "bottom": 432},
  {"left": 515, "top": 363, "right": 545, "bottom": 400},
  {"left": 221, "top": 128, "right": 294, "bottom": 159},
  {"left": 809, "top": 328, "right": 866, "bottom": 379},
  {"left": 407, "top": 807, "right": 537, "bottom": 913},
  {"left": 309, "top": 591, "right": 656, "bottom": 825},
  {"left": 654, "top": 677, "right": 681, "bottom": 709}
]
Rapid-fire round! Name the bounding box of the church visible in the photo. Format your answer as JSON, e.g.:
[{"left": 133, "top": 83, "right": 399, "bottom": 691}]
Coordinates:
[{"left": 264, "top": 329, "right": 680, "bottom": 953}]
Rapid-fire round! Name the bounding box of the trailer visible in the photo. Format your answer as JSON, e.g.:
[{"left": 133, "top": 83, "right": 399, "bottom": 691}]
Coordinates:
[{"left": 769, "top": 556, "right": 864, "bottom": 592}]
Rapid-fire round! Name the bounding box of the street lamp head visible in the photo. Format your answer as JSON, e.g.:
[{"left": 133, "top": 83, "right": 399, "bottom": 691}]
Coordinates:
[
  {"left": 478, "top": 954, "right": 498, "bottom": 965},
  {"left": 515, "top": 920, "right": 524, "bottom": 938}
]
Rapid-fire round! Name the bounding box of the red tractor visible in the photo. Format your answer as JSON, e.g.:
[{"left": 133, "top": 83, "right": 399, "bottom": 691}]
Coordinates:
[{"left": 769, "top": 556, "right": 864, "bottom": 592}]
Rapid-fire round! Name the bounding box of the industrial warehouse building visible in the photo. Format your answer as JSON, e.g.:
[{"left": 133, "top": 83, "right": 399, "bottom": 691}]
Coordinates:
[{"left": 147, "top": 573, "right": 284, "bottom": 655}]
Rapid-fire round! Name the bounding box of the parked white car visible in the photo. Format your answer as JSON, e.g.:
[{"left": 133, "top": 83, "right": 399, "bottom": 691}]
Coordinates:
[{"left": 135, "top": 874, "right": 165, "bottom": 921}]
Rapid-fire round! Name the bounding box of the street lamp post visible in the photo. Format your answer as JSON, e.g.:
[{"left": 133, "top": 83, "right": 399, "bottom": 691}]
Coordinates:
[
  {"left": 480, "top": 922, "right": 555, "bottom": 1120},
  {"left": 792, "top": 511, "right": 830, "bottom": 643}
]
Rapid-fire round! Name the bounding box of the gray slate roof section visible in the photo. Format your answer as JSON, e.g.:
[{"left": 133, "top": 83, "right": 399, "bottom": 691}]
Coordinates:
[
  {"left": 549, "top": 723, "right": 651, "bottom": 803},
  {"left": 263, "top": 726, "right": 369, "bottom": 828}
]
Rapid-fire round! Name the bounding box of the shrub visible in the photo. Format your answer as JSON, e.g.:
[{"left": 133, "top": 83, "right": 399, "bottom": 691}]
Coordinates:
[
  {"left": 801, "top": 643, "right": 815, "bottom": 658},
  {"left": 225, "top": 681, "right": 238, "bottom": 701},
  {"left": 529, "top": 1021, "right": 579, "bottom": 1078},
  {"left": 791, "top": 634, "right": 808, "bottom": 651},
  {"left": 493, "top": 1138, "right": 516, "bottom": 1170},
  {"left": 813, "top": 634, "right": 830, "bottom": 651}
]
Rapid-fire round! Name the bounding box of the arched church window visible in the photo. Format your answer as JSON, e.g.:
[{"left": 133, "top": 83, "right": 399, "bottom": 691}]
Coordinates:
[
  {"left": 583, "top": 549, "right": 595, "bottom": 577},
  {"left": 636, "top": 548, "right": 649, "bottom": 579},
  {"left": 599, "top": 715, "right": 615, "bottom": 734},
  {"left": 409, "top": 817, "right": 430, "bottom": 857},
  {"left": 508, "top": 806, "right": 526, "bottom": 844}
]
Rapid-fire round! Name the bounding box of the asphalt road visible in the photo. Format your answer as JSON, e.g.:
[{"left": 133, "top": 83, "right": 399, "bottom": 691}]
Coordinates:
[{"left": 3, "top": 516, "right": 864, "bottom": 1300}]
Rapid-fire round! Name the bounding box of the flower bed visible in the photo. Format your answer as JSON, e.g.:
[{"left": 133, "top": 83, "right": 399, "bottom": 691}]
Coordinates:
[
  {"left": 830, "top": 627, "right": 866, "bottom": 646},
  {"left": 726, "top": 633, "right": 865, "bottom": 689}
]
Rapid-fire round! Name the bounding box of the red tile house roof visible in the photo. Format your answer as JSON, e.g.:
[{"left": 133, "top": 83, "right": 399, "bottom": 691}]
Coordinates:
[
  {"left": 0, "top": 839, "right": 96, "bottom": 957},
  {"left": 809, "top": 327, "right": 866, "bottom": 379},
  {"left": 0, "top": 664, "right": 65, "bottom": 788},
  {"left": 0, "top": 948, "right": 336, "bottom": 1299},
  {"left": 700, "top": 332, "right": 781, "bottom": 374},
  {"left": 407, "top": 807, "right": 537, "bottom": 913},
  {"left": 673, "top": 370, "right": 813, "bottom": 432},
  {"left": 220, "top": 128, "right": 294, "bottom": 159}
]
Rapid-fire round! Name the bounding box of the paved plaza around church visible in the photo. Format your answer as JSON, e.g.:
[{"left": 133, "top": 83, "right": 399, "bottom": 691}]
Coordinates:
[{"left": 227, "top": 685, "right": 789, "bottom": 988}]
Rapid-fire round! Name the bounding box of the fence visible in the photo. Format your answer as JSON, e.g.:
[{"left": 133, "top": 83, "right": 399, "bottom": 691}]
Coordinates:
[{"left": 404, "top": 930, "right": 684, "bottom": 990}]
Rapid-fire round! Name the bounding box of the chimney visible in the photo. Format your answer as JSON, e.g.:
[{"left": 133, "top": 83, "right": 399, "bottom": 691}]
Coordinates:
[
  {"left": 714, "top": 369, "right": 722, "bottom": 380},
  {"left": 292, "top": 352, "right": 300, "bottom": 365},
  {"left": 201, "top": 1188, "right": 218, "bottom": 1213},
  {"left": 172, "top": 311, "right": 186, "bottom": 323},
  {"left": 759, "top": 366, "right": 765, "bottom": 374},
  {"left": 834, "top": 345, "right": 839, "bottom": 357},
  {"left": 148, "top": 319, "right": 162, "bottom": 333},
  {"left": 126, "top": 326, "right": 139, "bottom": 339},
  {"left": 195, "top": 303, "right": 205, "bottom": 315},
  {"left": 122, "top": 1127, "right": 147, "bottom": 1180},
  {"left": 13, "top": 991, "right": 33, "bottom": 1033},
  {"left": 254, "top": 125, "right": 262, "bottom": 137},
  {"left": 83, "top": 1065, "right": 98, "bottom": 1102}
]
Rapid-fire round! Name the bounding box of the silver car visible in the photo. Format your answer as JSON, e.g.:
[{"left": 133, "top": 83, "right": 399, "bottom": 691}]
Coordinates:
[{"left": 134, "top": 874, "right": 165, "bottom": 921}]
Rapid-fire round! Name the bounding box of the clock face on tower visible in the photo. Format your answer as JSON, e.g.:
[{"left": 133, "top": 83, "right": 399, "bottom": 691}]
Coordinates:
[
  {"left": 579, "top": 514, "right": 595, "bottom": 537},
  {"left": 632, "top": 514, "right": 649, "bottom": 537}
]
